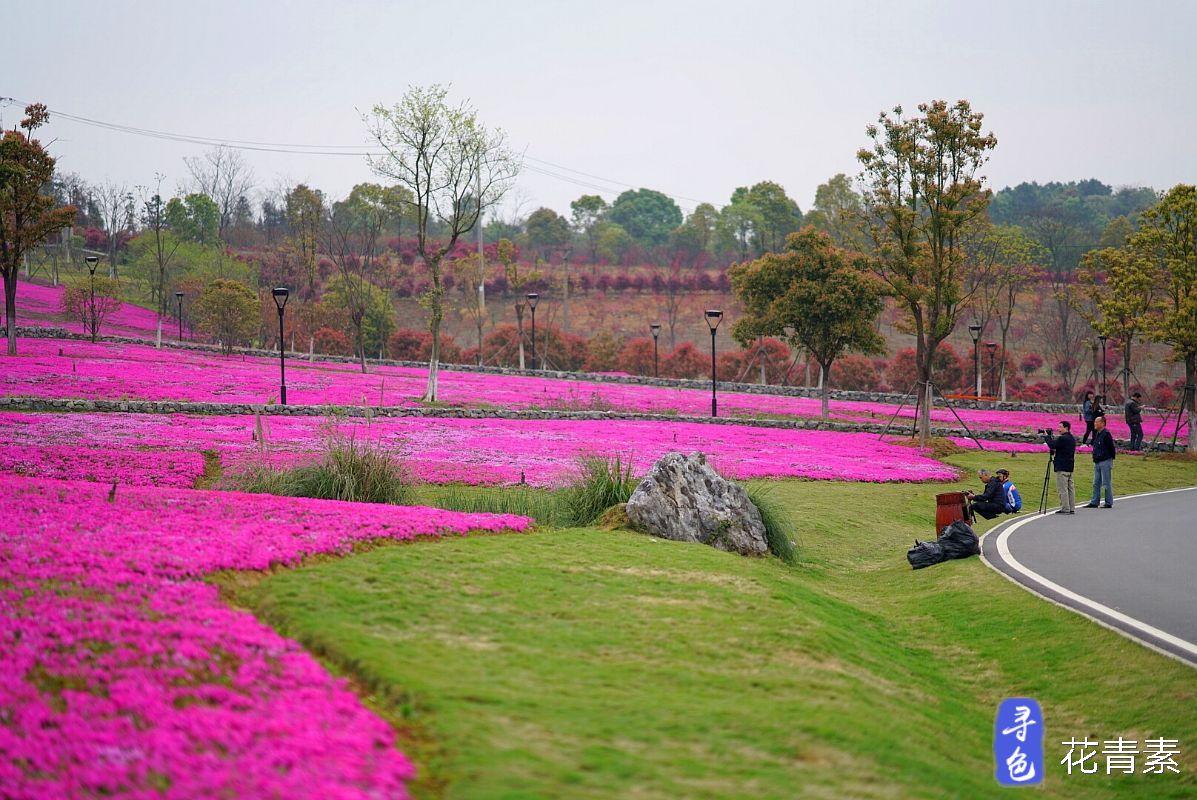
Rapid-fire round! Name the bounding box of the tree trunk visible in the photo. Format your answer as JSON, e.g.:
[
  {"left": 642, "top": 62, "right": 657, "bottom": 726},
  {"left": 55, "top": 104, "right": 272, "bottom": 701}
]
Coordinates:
[
  {"left": 1187, "top": 356, "right": 1197, "bottom": 455},
  {"left": 156, "top": 315, "right": 163, "bottom": 349},
  {"left": 820, "top": 360, "right": 832, "bottom": 418},
  {"left": 4, "top": 274, "right": 17, "bottom": 356},
  {"left": 1123, "top": 340, "right": 1132, "bottom": 400},
  {"left": 515, "top": 304, "right": 526, "bottom": 370},
  {"left": 424, "top": 327, "right": 440, "bottom": 402},
  {"left": 917, "top": 366, "right": 933, "bottom": 447}
]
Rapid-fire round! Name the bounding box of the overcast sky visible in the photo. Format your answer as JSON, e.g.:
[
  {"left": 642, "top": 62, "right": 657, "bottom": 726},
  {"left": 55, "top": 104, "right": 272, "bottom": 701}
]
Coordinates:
[{"left": 6, "top": 0, "right": 1196, "bottom": 217}]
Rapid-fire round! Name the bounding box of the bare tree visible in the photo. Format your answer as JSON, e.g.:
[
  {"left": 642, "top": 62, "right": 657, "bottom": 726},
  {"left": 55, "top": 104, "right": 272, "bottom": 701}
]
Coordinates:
[
  {"left": 185, "top": 145, "right": 255, "bottom": 242},
  {"left": 92, "top": 180, "right": 132, "bottom": 277},
  {"left": 138, "top": 174, "right": 182, "bottom": 347},
  {"left": 365, "top": 85, "right": 519, "bottom": 401},
  {"left": 324, "top": 188, "right": 389, "bottom": 373}
]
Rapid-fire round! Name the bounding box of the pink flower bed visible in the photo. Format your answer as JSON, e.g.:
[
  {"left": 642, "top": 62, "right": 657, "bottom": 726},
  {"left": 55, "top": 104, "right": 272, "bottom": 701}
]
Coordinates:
[
  {"left": 3, "top": 336, "right": 1177, "bottom": 442},
  {"left": 13, "top": 280, "right": 182, "bottom": 340},
  {"left": 0, "top": 443, "right": 204, "bottom": 487},
  {"left": 0, "top": 411, "right": 960, "bottom": 486},
  {"left": 0, "top": 474, "right": 531, "bottom": 798}
]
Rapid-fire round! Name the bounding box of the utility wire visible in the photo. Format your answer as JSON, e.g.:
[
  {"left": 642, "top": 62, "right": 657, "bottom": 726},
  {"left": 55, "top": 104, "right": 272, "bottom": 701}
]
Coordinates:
[{"left": 2, "top": 97, "right": 714, "bottom": 210}]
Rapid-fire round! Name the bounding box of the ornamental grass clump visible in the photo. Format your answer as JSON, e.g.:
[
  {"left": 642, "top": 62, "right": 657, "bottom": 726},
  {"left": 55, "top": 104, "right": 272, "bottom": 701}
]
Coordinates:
[
  {"left": 746, "top": 483, "right": 797, "bottom": 563},
  {"left": 230, "top": 431, "right": 414, "bottom": 505},
  {"left": 560, "top": 455, "right": 637, "bottom": 527}
]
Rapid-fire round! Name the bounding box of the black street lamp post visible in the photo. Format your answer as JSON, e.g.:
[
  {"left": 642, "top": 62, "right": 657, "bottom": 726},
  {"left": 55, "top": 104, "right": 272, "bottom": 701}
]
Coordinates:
[
  {"left": 85, "top": 256, "right": 99, "bottom": 340},
  {"left": 175, "top": 291, "right": 184, "bottom": 341},
  {"left": 526, "top": 293, "right": 539, "bottom": 371},
  {"left": 650, "top": 323, "right": 661, "bottom": 377},
  {"left": 969, "top": 323, "right": 982, "bottom": 397},
  {"left": 1098, "top": 334, "right": 1108, "bottom": 397},
  {"left": 705, "top": 310, "right": 723, "bottom": 416},
  {"left": 985, "top": 341, "right": 998, "bottom": 398},
  {"left": 272, "top": 287, "right": 290, "bottom": 405}
]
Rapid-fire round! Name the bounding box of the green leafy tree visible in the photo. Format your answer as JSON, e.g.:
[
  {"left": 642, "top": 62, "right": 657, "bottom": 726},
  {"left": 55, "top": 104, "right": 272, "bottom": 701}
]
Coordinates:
[
  {"left": 730, "top": 229, "right": 884, "bottom": 416},
  {"left": 595, "top": 222, "right": 634, "bottom": 265},
  {"left": 715, "top": 199, "right": 762, "bottom": 261},
  {"left": 324, "top": 275, "right": 395, "bottom": 361},
  {"left": 525, "top": 207, "right": 572, "bottom": 258},
  {"left": 194, "top": 279, "right": 258, "bottom": 354},
  {"left": 165, "top": 193, "right": 220, "bottom": 245},
  {"left": 365, "top": 84, "right": 519, "bottom": 402},
  {"left": 1076, "top": 246, "right": 1156, "bottom": 401},
  {"left": 804, "top": 173, "right": 865, "bottom": 249},
  {"left": 608, "top": 188, "right": 682, "bottom": 248},
  {"left": 570, "top": 194, "right": 608, "bottom": 261},
  {"left": 857, "top": 100, "right": 997, "bottom": 444},
  {"left": 284, "top": 184, "right": 325, "bottom": 298},
  {"left": 670, "top": 202, "right": 719, "bottom": 265},
  {"left": 1, "top": 103, "right": 77, "bottom": 355},
  {"left": 741, "top": 181, "right": 803, "bottom": 253},
  {"left": 1132, "top": 184, "right": 1197, "bottom": 451}
]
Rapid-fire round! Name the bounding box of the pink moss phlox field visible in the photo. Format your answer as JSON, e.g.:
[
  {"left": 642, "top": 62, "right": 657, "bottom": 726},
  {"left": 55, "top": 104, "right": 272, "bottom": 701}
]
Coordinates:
[
  {"left": 0, "top": 444, "right": 204, "bottom": 487},
  {"left": 0, "top": 411, "right": 959, "bottom": 486},
  {"left": 3, "top": 336, "right": 1176, "bottom": 441},
  {"left": 0, "top": 475, "right": 531, "bottom": 798},
  {"left": 14, "top": 280, "right": 181, "bottom": 339}
]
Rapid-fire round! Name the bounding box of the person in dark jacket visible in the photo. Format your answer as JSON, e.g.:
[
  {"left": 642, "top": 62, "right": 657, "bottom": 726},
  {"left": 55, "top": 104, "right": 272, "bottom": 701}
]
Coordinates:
[
  {"left": 1080, "top": 391, "right": 1097, "bottom": 444},
  {"left": 1084, "top": 416, "right": 1116, "bottom": 508},
  {"left": 1044, "top": 420, "right": 1077, "bottom": 513},
  {"left": 1124, "top": 392, "right": 1144, "bottom": 451},
  {"left": 968, "top": 468, "right": 1007, "bottom": 520}
]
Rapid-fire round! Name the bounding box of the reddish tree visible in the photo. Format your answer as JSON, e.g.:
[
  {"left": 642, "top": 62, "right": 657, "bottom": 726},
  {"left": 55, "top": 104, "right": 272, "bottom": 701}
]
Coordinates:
[
  {"left": 830, "top": 354, "right": 885, "bottom": 391},
  {"left": 618, "top": 337, "right": 657, "bottom": 376},
  {"left": 314, "top": 327, "right": 352, "bottom": 356},
  {"left": 663, "top": 342, "right": 707, "bottom": 379}
]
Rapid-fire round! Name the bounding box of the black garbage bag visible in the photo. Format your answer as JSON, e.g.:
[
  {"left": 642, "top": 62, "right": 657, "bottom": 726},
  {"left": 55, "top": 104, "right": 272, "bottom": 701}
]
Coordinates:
[
  {"left": 907, "top": 539, "right": 945, "bottom": 569},
  {"left": 938, "top": 520, "right": 980, "bottom": 559},
  {"left": 907, "top": 520, "right": 980, "bottom": 569}
]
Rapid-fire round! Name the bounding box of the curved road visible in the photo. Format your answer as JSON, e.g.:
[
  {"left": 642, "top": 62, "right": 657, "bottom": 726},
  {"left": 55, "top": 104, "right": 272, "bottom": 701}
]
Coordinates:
[{"left": 982, "top": 486, "right": 1197, "bottom": 668}]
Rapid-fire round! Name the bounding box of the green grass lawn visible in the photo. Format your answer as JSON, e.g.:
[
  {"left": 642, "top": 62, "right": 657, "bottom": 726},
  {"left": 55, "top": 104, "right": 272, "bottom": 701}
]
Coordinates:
[{"left": 216, "top": 450, "right": 1197, "bottom": 799}]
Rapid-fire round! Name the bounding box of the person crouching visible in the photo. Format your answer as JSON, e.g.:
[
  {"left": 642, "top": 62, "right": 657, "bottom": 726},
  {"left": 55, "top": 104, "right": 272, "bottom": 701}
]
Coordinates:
[{"left": 967, "top": 468, "right": 1007, "bottom": 520}]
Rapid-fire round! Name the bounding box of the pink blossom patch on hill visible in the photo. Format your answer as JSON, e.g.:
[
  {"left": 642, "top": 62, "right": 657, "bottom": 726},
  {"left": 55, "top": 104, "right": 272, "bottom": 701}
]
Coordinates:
[{"left": 0, "top": 475, "right": 531, "bottom": 798}]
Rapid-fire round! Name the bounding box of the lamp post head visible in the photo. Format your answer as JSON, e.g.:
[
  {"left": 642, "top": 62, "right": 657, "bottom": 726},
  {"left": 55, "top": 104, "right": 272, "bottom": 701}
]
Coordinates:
[
  {"left": 985, "top": 341, "right": 998, "bottom": 355},
  {"left": 650, "top": 323, "right": 661, "bottom": 339},
  {"left": 526, "top": 292, "right": 539, "bottom": 309},
  {"left": 174, "top": 291, "right": 184, "bottom": 299},
  {"left": 969, "top": 323, "right": 981, "bottom": 342},
  {"left": 85, "top": 255, "right": 98, "bottom": 275},
  {"left": 272, "top": 287, "right": 290, "bottom": 311},
  {"left": 705, "top": 310, "right": 723, "bottom": 332},
  {"left": 1098, "top": 334, "right": 1108, "bottom": 346}
]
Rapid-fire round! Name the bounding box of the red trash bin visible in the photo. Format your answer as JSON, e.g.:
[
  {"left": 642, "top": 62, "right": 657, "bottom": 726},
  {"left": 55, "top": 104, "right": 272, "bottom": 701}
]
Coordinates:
[{"left": 935, "top": 491, "right": 972, "bottom": 534}]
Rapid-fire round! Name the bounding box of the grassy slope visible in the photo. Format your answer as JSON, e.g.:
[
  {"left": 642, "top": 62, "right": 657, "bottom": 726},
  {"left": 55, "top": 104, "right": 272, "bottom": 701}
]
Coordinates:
[{"left": 218, "top": 451, "right": 1197, "bottom": 799}]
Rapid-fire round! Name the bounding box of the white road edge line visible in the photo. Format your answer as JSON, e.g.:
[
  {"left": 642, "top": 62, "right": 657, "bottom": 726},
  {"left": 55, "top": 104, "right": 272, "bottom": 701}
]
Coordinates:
[{"left": 979, "top": 485, "right": 1197, "bottom": 667}]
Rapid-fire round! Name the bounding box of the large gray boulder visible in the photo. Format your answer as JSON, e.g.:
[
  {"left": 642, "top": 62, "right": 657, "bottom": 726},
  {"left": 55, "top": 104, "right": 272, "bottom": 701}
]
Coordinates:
[{"left": 625, "top": 452, "right": 768, "bottom": 556}]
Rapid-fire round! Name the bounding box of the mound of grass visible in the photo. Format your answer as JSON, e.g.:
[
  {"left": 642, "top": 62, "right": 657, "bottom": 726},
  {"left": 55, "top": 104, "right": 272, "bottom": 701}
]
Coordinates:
[{"left": 218, "top": 450, "right": 1197, "bottom": 799}]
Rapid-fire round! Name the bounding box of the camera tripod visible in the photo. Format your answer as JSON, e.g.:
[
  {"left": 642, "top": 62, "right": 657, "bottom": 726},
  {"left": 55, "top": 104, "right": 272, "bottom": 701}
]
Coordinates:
[
  {"left": 1038, "top": 444, "right": 1055, "bottom": 516},
  {"left": 877, "top": 380, "right": 985, "bottom": 450}
]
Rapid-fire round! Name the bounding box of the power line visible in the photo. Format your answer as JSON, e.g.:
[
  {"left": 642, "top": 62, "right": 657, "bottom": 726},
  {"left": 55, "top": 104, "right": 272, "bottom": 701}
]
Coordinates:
[{"left": 2, "top": 97, "right": 715, "bottom": 210}]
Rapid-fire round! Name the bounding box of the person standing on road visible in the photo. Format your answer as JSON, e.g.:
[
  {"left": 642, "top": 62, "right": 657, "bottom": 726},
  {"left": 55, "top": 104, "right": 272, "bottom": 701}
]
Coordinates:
[
  {"left": 1124, "top": 391, "right": 1144, "bottom": 451},
  {"left": 1044, "top": 420, "right": 1077, "bottom": 514},
  {"left": 1084, "top": 416, "right": 1116, "bottom": 509},
  {"left": 1080, "top": 391, "right": 1097, "bottom": 444}
]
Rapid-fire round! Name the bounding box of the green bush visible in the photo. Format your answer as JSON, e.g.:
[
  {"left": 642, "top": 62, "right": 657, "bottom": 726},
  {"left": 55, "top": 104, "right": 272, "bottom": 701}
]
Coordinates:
[
  {"left": 746, "top": 484, "right": 797, "bottom": 563},
  {"left": 419, "top": 484, "right": 562, "bottom": 526}
]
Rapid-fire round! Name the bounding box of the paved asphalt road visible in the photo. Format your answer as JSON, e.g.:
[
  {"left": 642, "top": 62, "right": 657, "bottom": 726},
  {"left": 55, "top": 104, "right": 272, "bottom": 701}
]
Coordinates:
[{"left": 982, "top": 486, "right": 1197, "bottom": 667}]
